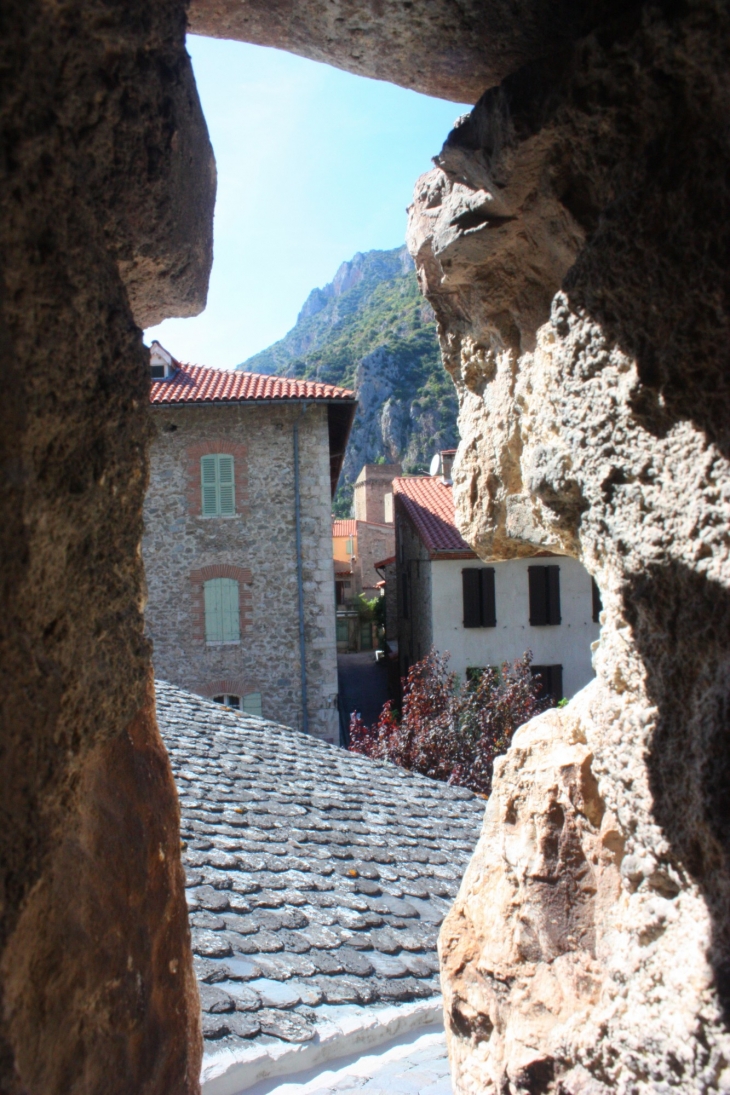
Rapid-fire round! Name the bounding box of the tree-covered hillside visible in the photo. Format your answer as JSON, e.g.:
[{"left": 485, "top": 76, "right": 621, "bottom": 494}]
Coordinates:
[{"left": 238, "top": 247, "right": 458, "bottom": 516}]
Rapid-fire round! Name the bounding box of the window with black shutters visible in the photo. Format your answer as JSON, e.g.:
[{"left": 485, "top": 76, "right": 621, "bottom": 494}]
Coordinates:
[
  {"left": 402, "top": 570, "right": 410, "bottom": 619},
  {"left": 528, "top": 565, "right": 561, "bottom": 625},
  {"left": 592, "top": 578, "right": 603, "bottom": 623},
  {"left": 462, "top": 568, "right": 497, "bottom": 628},
  {"left": 531, "top": 664, "right": 563, "bottom": 703}
]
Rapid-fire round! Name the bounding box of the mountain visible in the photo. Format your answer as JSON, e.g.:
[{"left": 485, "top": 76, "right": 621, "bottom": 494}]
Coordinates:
[{"left": 238, "top": 246, "right": 458, "bottom": 516}]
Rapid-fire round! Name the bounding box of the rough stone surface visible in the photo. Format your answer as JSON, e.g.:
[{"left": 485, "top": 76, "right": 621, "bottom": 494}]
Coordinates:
[
  {"left": 155, "top": 680, "right": 484, "bottom": 1056},
  {"left": 144, "top": 400, "right": 339, "bottom": 741},
  {"left": 188, "top": 0, "right": 641, "bottom": 105},
  {"left": 407, "top": 2, "right": 730, "bottom": 1090},
  {"left": 0, "top": 2, "right": 213, "bottom": 1092}
]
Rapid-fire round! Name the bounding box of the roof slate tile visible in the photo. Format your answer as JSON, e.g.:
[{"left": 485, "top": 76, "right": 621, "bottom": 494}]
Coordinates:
[{"left": 155, "top": 680, "right": 483, "bottom": 1054}]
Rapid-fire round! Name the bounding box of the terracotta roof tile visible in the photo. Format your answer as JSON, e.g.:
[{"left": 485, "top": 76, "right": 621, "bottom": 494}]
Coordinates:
[
  {"left": 151, "top": 362, "right": 355, "bottom": 406},
  {"left": 332, "top": 519, "right": 357, "bottom": 537},
  {"left": 393, "top": 477, "right": 475, "bottom": 556}
]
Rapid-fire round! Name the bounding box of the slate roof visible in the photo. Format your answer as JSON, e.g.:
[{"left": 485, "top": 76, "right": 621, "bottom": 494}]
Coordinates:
[
  {"left": 156, "top": 681, "right": 484, "bottom": 1053},
  {"left": 150, "top": 363, "right": 355, "bottom": 406},
  {"left": 392, "top": 477, "right": 476, "bottom": 557}
]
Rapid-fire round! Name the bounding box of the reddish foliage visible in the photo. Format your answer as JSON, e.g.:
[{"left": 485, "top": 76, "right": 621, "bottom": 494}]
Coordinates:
[{"left": 349, "top": 649, "right": 550, "bottom": 795}]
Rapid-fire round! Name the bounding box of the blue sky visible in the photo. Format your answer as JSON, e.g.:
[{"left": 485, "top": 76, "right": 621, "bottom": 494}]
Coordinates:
[{"left": 144, "top": 36, "right": 468, "bottom": 370}]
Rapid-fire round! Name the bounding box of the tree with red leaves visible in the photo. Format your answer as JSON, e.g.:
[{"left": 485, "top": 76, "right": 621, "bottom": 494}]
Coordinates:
[{"left": 349, "top": 649, "right": 549, "bottom": 795}]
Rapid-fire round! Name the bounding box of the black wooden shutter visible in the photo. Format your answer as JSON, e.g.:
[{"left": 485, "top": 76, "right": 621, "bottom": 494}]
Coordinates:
[
  {"left": 462, "top": 569, "right": 481, "bottom": 628},
  {"left": 531, "top": 664, "right": 548, "bottom": 697},
  {"left": 480, "top": 568, "right": 496, "bottom": 627},
  {"left": 531, "top": 664, "right": 563, "bottom": 702},
  {"left": 528, "top": 566, "right": 548, "bottom": 625},
  {"left": 550, "top": 665, "right": 563, "bottom": 701},
  {"left": 547, "top": 566, "right": 561, "bottom": 625},
  {"left": 592, "top": 578, "right": 602, "bottom": 623}
]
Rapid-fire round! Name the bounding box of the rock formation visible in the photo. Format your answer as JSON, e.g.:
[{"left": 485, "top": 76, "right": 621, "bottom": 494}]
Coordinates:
[
  {"left": 3, "top": 0, "right": 730, "bottom": 1091},
  {"left": 187, "top": 0, "right": 641, "bottom": 105},
  {"left": 408, "top": 2, "right": 730, "bottom": 1090},
  {"left": 0, "top": 2, "right": 213, "bottom": 1092},
  {"left": 239, "top": 248, "right": 458, "bottom": 512}
]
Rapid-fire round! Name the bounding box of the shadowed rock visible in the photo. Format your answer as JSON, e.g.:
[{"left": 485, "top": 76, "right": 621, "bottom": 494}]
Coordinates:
[
  {"left": 188, "top": 0, "right": 643, "bottom": 104},
  {"left": 408, "top": 1, "right": 730, "bottom": 1089},
  {"left": 0, "top": 1, "right": 213, "bottom": 1091}
]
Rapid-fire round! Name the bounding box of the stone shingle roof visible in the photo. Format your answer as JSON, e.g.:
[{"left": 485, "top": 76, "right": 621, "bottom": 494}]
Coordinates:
[
  {"left": 150, "top": 363, "right": 355, "bottom": 406},
  {"left": 393, "top": 477, "right": 475, "bottom": 557},
  {"left": 155, "top": 682, "right": 484, "bottom": 1058}
]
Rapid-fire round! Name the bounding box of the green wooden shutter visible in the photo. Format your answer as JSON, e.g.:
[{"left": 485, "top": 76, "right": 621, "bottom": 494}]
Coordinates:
[
  {"left": 218, "top": 455, "right": 235, "bottom": 515},
  {"left": 219, "top": 578, "right": 240, "bottom": 641},
  {"left": 242, "top": 692, "right": 262, "bottom": 717},
  {"left": 200, "top": 454, "right": 236, "bottom": 516},
  {"left": 201, "top": 456, "right": 218, "bottom": 516},
  {"left": 204, "top": 578, "right": 240, "bottom": 642},
  {"left": 204, "top": 578, "right": 222, "bottom": 640}
]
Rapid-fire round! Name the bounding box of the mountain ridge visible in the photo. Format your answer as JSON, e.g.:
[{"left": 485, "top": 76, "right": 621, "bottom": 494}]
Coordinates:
[{"left": 237, "top": 245, "right": 458, "bottom": 516}]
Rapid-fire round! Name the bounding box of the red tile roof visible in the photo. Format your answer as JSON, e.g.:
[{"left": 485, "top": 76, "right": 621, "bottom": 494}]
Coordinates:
[
  {"left": 151, "top": 362, "right": 355, "bottom": 405},
  {"left": 332, "top": 520, "right": 357, "bottom": 537},
  {"left": 393, "top": 477, "right": 476, "bottom": 557},
  {"left": 374, "top": 555, "right": 396, "bottom": 568}
]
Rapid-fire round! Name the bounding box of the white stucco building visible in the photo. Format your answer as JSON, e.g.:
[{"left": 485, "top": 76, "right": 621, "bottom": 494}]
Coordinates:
[{"left": 393, "top": 467, "right": 601, "bottom": 701}]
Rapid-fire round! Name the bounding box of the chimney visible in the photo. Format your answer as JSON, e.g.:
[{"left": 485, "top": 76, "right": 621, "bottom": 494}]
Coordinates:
[{"left": 430, "top": 449, "right": 456, "bottom": 484}]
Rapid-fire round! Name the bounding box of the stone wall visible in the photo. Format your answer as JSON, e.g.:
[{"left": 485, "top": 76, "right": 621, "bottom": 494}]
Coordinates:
[
  {"left": 144, "top": 401, "right": 338, "bottom": 743},
  {"left": 5, "top": 0, "right": 729, "bottom": 1090},
  {"left": 0, "top": 2, "right": 213, "bottom": 1090},
  {"left": 408, "top": 2, "right": 730, "bottom": 1089}
]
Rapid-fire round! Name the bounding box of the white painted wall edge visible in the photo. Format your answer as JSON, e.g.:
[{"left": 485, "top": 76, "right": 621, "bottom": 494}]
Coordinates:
[{"left": 201, "top": 998, "right": 445, "bottom": 1095}]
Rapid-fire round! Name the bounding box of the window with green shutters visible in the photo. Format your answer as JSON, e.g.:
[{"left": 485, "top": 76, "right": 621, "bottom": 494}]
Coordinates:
[
  {"left": 241, "top": 692, "right": 262, "bottom": 718},
  {"left": 200, "top": 454, "right": 235, "bottom": 516},
  {"left": 204, "top": 578, "right": 240, "bottom": 642}
]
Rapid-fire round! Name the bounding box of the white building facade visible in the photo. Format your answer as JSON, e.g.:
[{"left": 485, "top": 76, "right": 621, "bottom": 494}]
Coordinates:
[{"left": 394, "top": 473, "right": 600, "bottom": 701}]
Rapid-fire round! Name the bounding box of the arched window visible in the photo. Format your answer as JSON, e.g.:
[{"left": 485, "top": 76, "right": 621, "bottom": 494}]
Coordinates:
[
  {"left": 204, "top": 578, "right": 240, "bottom": 643},
  {"left": 213, "top": 694, "right": 240, "bottom": 709},
  {"left": 213, "top": 692, "right": 262, "bottom": 717},
  {"left": 201, "top": 454, "right": 235, "bottom": 516}
]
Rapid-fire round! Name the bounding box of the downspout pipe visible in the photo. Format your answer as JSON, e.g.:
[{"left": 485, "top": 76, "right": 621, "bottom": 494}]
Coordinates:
[{"left": 293, "top": 407, "right": 309, "bottom": 734}]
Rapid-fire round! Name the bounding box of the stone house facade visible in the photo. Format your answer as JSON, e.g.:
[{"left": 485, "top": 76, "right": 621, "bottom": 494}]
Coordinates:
[
  {"left": 143, "top": 342, "right": 356, "bottom": 743},
  {"left": 393, "top": 470, "right": 600, "bottom": 700}
]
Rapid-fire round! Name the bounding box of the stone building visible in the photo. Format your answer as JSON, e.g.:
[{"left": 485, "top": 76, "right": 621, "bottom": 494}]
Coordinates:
[
  {"left": 353, "top": 462, "right": 402, "bottom": 525},
  {"left": 393, "top": 466, "right": 600, "bottom": 700},
  {"left": 143, "top": 342, "right": 356, "bottom": 743}
]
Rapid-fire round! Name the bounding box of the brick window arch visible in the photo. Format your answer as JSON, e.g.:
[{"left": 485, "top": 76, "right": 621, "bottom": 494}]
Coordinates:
[
  {"left": 201, "top": 679, "right": 263, "bottom": 718},
  {"left": 186, "top": 440, "right": 249, "bottom": 516},
  {"left": 190, "top": 565, "right": 252, "bottom": 642}
]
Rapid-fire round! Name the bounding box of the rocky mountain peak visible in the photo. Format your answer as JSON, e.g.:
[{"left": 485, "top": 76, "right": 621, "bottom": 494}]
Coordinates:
[{"left": 239, "top": 245, "right": 455, "bottom": 516}]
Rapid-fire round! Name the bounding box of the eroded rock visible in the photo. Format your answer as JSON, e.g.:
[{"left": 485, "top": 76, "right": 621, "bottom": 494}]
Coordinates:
[
  {"left": 188, "top": 0, "right": 642, "bottom": 104},
  {"left": 409, "top": 1, "right": 730, "bottom": 1089},
  {"left": 0, "top": 1, "right": 213, "bottom": 1091}
]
